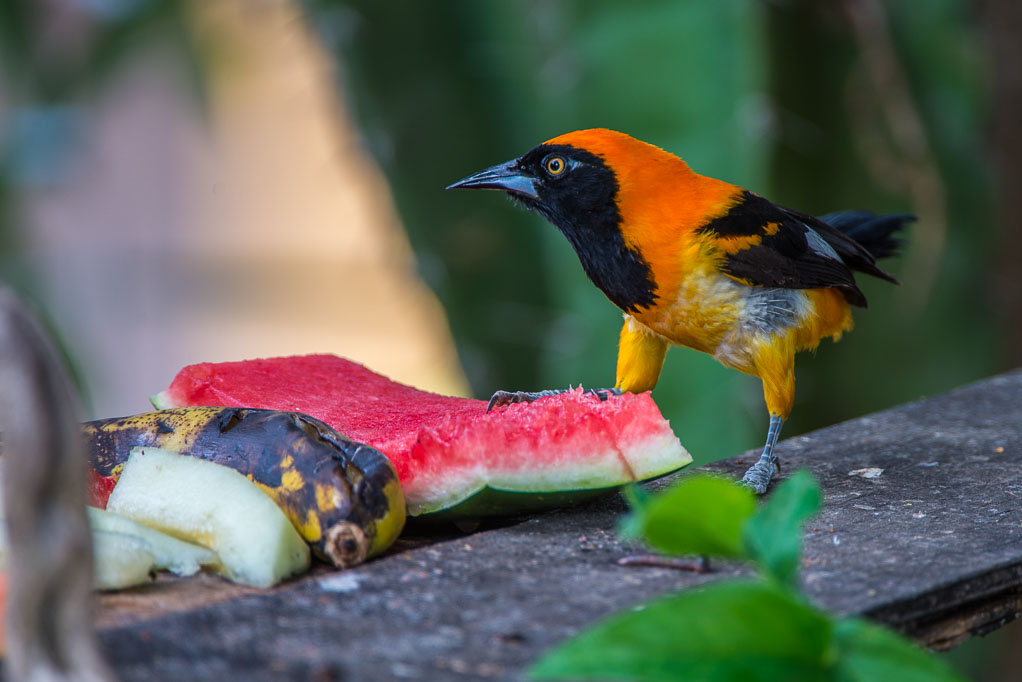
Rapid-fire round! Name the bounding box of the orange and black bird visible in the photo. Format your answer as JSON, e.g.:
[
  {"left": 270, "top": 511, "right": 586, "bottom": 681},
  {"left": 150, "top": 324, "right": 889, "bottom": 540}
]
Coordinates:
[{"left": 448, "top": 129, "right": 910, "bottom": 493}]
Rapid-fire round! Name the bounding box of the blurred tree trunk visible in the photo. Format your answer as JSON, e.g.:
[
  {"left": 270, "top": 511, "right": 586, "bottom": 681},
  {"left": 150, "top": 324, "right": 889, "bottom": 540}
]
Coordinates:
[{"left": 983, "top": 0, "right": 1022, "bottom": 369}]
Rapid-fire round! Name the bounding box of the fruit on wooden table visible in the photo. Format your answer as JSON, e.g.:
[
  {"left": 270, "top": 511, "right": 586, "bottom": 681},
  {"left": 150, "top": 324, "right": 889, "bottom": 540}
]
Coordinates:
[
  {"left": 84, "top": 406, "right": 404, "bottom": 566},
  {"left": 156, "top": 355, "right": 692, "bottom": 517},
  {"left": 106, "top": 447, "right": 310, "bottom": 588}
]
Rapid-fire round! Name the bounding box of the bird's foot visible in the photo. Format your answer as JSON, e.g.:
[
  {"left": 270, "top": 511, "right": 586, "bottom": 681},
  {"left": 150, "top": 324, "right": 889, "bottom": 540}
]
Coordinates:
[
  {"left": 583, "top": 386, "right": 622, "bottom": 402},
  {"left": 486, "top": 389, "right": 563, "bottom": 412},
  {"left": 740, "top": 456, "right": 779, "bottom": 495},
  {"left": 617, "top": 554, "right": 711, "bottom": 573},
  {"left": 486, "top": 387, "right": 621, "bottom": 413}
]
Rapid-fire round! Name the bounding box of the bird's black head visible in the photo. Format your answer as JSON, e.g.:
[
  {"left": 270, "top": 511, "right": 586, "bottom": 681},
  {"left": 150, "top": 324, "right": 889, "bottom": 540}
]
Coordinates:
[
  {"left": 447, "top": 139, "right": 658, "bottom": 313},
  {"left": 449, "top": 143, "right": 617, "bottom": 219}
]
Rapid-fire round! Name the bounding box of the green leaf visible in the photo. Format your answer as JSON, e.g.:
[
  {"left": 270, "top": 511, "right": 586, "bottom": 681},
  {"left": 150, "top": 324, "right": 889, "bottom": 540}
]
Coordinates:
[
  {"left": 742, "top": 469, "right": 822, "bottom": 586},
  {"left": 0, "top": 0, "right": 32, "bottom": 93},
  {"left": 623, "top": 474, "right": 756, "bottom": 559},
  {"left": 530, "top": 580, "right": 835, "bottom": 682},
  {"left": 833, "top": 619, "right": 969, "bottom": 682}
]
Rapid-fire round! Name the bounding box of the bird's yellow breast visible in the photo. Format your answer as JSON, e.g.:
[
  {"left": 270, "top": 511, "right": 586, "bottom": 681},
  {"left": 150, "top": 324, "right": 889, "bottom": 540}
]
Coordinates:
[
  {"left": 633, "top": 261, "right": 854, "bottom": 376},
  {"left": 632, "top": 258, "right": 744, "bottom": 356}
]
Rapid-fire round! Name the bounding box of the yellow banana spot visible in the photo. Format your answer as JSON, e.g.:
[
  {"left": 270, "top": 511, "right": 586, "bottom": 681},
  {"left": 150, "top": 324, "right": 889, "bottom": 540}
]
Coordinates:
[
  {"left": 158, "top": 432, "right": 190, "bottom": 453},
  {"left": 280, "top": 467, "right": 304, "bottom": 493},
  {"left": 250, "top": 477, "right": 322, "bottom": 542},
  {"left": 282, "top": 507, "right": 322, "bottom": 542},
  {"left": 251, "top": 478, "right": 279, "bottom": 501},
  {"left": 315, "top": 482, "right": 343, "bottom": 513},
  {"left": 284, "top": 507, "right": 322, "bottom": 542},
  {"left": 367, "top": 478, "right": 407, "bottom": 559},
  {"left": 300, "top": 509, "right": 322, "bottom": 542}
]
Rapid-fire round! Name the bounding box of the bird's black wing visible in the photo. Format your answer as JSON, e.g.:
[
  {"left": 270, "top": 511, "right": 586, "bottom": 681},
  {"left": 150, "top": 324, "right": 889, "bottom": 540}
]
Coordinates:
[
  {"left": 698, "top": 191, "right": 868, "bottom": 307},
  {"left": 782, "top": 207, "right": 902, "bottom": 284}
]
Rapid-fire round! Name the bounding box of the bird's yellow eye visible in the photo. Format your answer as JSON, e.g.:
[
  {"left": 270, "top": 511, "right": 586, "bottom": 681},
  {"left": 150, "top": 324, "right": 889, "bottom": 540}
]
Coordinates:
[{"left": 544, "top": 155, "right": 566, "bottom": 176}]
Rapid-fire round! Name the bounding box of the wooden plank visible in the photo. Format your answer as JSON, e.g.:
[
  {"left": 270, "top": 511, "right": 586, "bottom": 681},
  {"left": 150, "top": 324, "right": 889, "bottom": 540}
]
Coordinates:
[{"left": 94, "top": 370, "right": 1022, "bottom": 681}]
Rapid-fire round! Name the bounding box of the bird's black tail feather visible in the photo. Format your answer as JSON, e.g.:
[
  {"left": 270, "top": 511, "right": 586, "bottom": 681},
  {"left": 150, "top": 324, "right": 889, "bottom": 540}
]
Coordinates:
[{"left": 819, "top": 211, "right": 914, "bottom": 261}]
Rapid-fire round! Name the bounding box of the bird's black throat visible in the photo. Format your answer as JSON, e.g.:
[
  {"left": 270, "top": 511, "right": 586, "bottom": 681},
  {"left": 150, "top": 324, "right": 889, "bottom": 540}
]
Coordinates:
[{"left": 515, "top": 145, "right": 658, "bottom": 314}]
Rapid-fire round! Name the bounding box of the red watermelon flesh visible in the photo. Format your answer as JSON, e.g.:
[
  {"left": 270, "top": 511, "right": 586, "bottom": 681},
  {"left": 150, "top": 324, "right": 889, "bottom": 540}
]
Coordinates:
[
  {"left": 88, "top": 468, "right": 117, "bottom": 509},
  {"left": 153, "top": 354, "right": 691, "bottom": 516}
]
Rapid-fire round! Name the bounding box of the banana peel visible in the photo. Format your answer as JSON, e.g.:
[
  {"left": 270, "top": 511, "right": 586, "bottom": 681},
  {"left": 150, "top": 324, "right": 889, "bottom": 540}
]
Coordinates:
[{"left": 83, "top": 407, "right": 405, "bottom": 567}]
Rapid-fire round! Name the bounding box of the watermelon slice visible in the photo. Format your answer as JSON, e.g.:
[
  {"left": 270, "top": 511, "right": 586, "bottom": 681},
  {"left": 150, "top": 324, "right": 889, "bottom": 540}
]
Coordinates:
[{"left": 154, "top": 355, "right": 691, "bottom": 517}]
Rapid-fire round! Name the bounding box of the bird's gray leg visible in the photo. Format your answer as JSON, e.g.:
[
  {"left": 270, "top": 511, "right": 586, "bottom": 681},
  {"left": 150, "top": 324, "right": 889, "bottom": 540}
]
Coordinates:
[
  {"left": 486, "top": 387, "right": 622, "bottom": 413},
  {"left": 741, "top": 415, "right": 784, "bottom": 494}
]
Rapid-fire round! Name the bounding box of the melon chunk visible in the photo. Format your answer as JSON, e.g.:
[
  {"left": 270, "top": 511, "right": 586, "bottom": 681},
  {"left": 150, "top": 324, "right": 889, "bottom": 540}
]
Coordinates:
[
  {"left": 91, "top": 531, "right": 158, "bottom": 591},
  {"left": 106, "top": 447, "right": 309, "bottom": 587},
  {"left": 155, "top": 354, "right": 692, "bottom": 517},
  {"left": 87, "top": 506, "right": 219, "bottom": 577}
]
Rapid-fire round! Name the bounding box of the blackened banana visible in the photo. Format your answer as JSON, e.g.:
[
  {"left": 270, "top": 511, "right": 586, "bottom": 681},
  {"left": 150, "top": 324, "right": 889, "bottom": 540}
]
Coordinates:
[{"left": 83, "top": 406, "right": 405, "bottom": 567}]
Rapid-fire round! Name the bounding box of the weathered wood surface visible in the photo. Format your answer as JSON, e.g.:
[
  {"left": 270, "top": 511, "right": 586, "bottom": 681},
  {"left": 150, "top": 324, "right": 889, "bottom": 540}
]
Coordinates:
[{"left": 91, "top": 370, "right": 1022, "bottom": 681}]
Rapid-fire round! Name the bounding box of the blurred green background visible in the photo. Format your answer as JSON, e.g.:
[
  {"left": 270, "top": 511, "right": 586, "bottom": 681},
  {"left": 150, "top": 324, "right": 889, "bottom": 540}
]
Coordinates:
[{"left": 1, "top": 0, "right": 1019, "bottom": 679}]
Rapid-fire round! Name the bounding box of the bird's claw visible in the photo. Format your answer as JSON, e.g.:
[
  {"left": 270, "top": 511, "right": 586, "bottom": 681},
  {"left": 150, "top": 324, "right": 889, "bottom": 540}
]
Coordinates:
[
  {"left": 740, "top": 456, "right": 779, "bottom": 495},
  {"left": 486, "top": 387, "right": 623, "bottom": 413},
  {"left": 584, "top": 387, "right": 622, "bottom": 402},
  {"left": 486, "top": 390, "right": 552, "bottom": 413}
]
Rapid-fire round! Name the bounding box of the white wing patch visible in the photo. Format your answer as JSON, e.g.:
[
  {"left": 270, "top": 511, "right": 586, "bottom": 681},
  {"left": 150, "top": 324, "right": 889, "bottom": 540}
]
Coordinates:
[{"left": 804, "top": 225, "right": 842, "bottom": 262}]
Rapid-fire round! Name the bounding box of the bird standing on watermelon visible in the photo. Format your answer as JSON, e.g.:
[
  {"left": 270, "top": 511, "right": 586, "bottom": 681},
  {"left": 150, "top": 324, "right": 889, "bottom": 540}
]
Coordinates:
[{"left": 448, "top": 129, "right": 909, "bottom": 493}]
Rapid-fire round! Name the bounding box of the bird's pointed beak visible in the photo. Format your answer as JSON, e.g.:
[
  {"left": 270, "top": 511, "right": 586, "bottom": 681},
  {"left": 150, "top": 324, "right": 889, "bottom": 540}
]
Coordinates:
[{"left": 446, "top": 159, "right": 539, "bottom": 200}]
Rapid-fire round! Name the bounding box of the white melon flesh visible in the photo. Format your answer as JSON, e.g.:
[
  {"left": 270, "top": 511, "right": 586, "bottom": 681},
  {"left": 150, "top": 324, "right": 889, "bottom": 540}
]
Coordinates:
[
  {"left": 106, "top": 447, "right": 310, "bottom": 588},
  {"left": 87, "top": 506, "right": 219, "bottom": 577},
  {"left": 92, "top": 531, "right": 158, "bottom": 590}
]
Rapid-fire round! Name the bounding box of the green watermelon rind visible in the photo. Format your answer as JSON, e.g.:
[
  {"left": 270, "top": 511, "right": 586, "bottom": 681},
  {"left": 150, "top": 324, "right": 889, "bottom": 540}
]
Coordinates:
[
  {"left": 150, "top": 391, "right": 175, "bottom": 411},
  {"left": 149, "top": 392, "right": 171, "bottom": 408},
  {"left": 403, "top": 429, "right": 691, "bottom": 516},
  {"left": 412, "top": 466, "right": 687, "bottom": 519}
]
